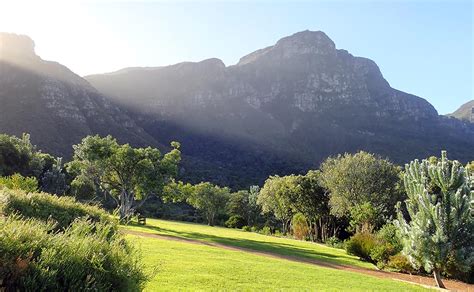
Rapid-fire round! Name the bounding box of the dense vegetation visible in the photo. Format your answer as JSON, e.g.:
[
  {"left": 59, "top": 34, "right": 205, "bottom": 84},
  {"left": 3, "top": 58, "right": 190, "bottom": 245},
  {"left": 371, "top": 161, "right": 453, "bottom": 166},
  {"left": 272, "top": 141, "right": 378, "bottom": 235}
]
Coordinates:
[
  {"left": 0, "top": 189, "right": 146, "bottom": 291},
  {"left": 0, "top": 132, "right": 473, "bottom": 289}
]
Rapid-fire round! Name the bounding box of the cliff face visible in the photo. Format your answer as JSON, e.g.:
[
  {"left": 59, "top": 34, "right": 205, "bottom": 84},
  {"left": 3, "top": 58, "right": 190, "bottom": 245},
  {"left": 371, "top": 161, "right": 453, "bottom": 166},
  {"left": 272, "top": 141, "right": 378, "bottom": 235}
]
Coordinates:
[
  {"left": 87, "top": 30, "right": 474, "bottom": 184},
  {"left": 0, "top": 33, "right": 156, "bottom": 156},
  {"left": 1, "top": 31, "right": 472, "bottom": 188}
]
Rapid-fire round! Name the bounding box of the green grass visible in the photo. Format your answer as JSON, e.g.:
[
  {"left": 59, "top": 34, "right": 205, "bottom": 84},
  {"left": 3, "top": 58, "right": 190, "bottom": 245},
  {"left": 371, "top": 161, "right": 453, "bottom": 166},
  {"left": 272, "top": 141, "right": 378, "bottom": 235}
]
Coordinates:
[
  {"left": 128, "top": 233, "right": 428, "bottom": 291},
  {"left": 123, "top": 218, "right": 373, "bottom": 269}
]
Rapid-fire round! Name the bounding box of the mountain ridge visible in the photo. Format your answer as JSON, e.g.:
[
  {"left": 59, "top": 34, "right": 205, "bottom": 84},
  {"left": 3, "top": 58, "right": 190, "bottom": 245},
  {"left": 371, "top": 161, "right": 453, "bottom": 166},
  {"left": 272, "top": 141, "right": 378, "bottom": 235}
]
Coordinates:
[{"left": 1, "top": 31, "right": 473, "bottom": 188}]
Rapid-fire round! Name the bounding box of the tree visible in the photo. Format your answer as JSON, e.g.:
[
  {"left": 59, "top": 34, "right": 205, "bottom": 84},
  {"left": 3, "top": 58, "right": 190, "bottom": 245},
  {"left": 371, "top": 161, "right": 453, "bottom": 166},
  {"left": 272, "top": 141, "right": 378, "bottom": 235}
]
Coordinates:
[
  {"left": 396, "top": 151, "right": 474, "bottom": 288},
  {"left": 258, "top": 175, "right": 295, "bottom": 234},
  {"left": 289, "top": 171, "right": 336, "bottom": 242},
  {"left": 186, "top": 182, "right": 230, "bottom": 226},
  {"left": 0, "top": 133, "right": 48, "bottom": 178},
  {"left": 320, "top": 151, "right": 403, "bottom": 232},
  {"left": 40, "top": 157, "right": 68, "bottom": 195},
  {"left": 227, "top": 186, "right": 262, "bottom": 227},
  {"left": 67, "top": 135, "right": 181, "bottom": 221}
]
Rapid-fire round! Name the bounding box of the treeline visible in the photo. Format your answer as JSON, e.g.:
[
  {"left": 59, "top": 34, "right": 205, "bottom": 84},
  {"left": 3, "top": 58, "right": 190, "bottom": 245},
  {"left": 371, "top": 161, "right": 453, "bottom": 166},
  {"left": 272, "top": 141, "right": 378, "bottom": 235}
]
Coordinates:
[{"left": 0, "top": 133, "right": 473, "bottom": 287}]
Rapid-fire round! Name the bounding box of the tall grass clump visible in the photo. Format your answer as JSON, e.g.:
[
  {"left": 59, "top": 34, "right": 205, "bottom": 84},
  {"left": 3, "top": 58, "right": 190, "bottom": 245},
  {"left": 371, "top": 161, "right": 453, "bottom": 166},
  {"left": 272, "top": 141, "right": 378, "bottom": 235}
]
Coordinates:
[
  {"left": 0, "top": 215, "right": 147, "bottom": 291},
  {"left": 0, "top": 188, "right": 115, "bottom": 231}
]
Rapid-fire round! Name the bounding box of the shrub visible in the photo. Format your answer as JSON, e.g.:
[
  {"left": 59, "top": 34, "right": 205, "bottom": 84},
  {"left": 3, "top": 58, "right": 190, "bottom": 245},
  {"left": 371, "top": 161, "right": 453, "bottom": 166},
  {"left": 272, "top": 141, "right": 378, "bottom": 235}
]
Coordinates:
[
  {"left": 292, "top": 213, "right": 309, "bottom": 240},
  {"left": 0, "top": 216, "right": 147, "bottom": 291},
  {"left": 326, "top": 236, "right": 343, "bottom": 249},
  {"left": 225, "top": 215, "right": 246, "bottom": 229},
  {"left": 345, "top": 232, "right": 377, "bottom": 262},
  {"left": 274, "top": 230, "right": 282, "bottom": 237},
  {"left": 260, "top": 226, "right": 272, "bottom": 236},
  {"left": 242, "top": 225, "right": 251, "bottom": 232},
  {"left": 370, "top": 223, "right": 403, "bottom": 267},
  {"left": 386, "top": 254, "right": 415, "bottom": 274},
  {"left": 376, "top": 222, "right": 403, "bottom": 252},
  {"left": 0, "top": 188, "right": 115, "bottom": 231},
  {"left": 250, "top": 226, "right": 259, "bottom": 233},
  {"left": 0, "top": 174, "right": 38, "bottom": 193}
]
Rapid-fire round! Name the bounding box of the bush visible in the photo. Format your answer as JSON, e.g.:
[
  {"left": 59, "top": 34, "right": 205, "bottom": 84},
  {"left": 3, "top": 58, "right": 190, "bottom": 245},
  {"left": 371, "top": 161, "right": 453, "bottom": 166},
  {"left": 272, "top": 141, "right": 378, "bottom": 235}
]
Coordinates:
[
  {"left": 260, "top": 226, "right": 272, "bottom": 236},
  {"left": 0, "top": 188, "right": 116, "bottom": 232},
  {"left": 0, "top": 216, "right": 147, "bottom": 291},
  {"left": 0, "top": 174, "right": 38, "bottom": 193},
  {"left": 274, "top": 230, "right": 282, "bottom": 237},
  {"left": 292, "top": 213, "right": 309, "bottom": 240},
  {"left": 326, "top": 236, "right": 344, "bottom": 249},
  {"left": 242, "top": 225, "right": 251, "bottom": 232},
  {"left": 370, "top": 223, "right": 403, "bottom": 267},
  {"left": 225, "top": 215, "right": 246, "bottom": 229},
  {"left": 250, "top": 226, "right": 259, "bottom": 233},
  {"left": 345, "top": 232, "right": 378, "bottom": 262},
  {"left": 386, "top": 254, "right": 415, "bottom": 274}
]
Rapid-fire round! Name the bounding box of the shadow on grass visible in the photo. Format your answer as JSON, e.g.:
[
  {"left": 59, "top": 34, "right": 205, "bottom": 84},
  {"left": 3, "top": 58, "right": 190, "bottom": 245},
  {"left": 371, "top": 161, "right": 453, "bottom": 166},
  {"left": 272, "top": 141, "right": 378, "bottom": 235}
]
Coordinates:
[{"left": 125, "top": 221, "right": 369, "bottom": 268}]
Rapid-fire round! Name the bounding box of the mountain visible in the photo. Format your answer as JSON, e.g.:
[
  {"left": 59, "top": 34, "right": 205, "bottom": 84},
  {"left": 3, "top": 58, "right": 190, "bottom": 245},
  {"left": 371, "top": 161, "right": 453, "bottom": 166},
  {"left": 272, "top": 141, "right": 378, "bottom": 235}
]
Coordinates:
[
  {"left": 449, "top": 100, "right": 473, "bottom": 122},
  {"left": 87, "top": 30, "right": 474, "bottom": 186},
  {"left": 0, "top": 33, "right": 156, "bottom": 156}
]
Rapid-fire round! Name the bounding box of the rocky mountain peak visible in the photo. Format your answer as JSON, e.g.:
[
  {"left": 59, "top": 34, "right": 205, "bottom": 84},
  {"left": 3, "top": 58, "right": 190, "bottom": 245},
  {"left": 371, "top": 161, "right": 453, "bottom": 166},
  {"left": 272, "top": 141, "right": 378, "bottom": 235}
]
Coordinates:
[
  {"left": 237, "top": 30, "right": 336, "bottom": 65},
  {"left": 275, "top": 30, "right": 336, "bottom": 53},
  {"left": 0, "top": 32, "right": 39, "bottom": 62}
]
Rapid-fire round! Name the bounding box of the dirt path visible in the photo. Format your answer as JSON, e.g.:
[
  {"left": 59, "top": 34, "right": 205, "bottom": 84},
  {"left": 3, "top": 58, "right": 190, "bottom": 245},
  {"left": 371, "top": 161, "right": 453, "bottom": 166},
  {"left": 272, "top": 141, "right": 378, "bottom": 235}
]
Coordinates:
[{"left": 125, "top": 230, "right": 473, "bottom": 291}]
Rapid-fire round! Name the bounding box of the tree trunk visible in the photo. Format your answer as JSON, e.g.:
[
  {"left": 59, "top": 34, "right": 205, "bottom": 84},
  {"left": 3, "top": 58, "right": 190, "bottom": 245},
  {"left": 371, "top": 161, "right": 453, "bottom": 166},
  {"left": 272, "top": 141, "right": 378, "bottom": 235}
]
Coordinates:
[
  {"left": 433, "top": 269, "right": 446, "bottom": 289},
  {"left": 119, "top": 190, "right": 134, "bottom": 223}
]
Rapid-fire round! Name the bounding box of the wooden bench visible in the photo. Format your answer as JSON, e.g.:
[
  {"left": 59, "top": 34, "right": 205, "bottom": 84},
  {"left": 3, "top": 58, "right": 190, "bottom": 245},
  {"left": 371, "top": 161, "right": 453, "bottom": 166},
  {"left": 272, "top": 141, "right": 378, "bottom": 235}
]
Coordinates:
[{"left": 137, "top": 214, "right": 146, "bottom": 225}]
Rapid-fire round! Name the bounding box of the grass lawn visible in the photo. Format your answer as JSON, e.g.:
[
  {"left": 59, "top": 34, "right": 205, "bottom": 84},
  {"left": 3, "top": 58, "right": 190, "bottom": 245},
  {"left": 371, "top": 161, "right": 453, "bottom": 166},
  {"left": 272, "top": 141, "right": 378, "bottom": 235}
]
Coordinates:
[
  {"left": 128, "top": 233, "right": 428, "bottom": 291},
  {"left": 123, "top": 218, "right": 374, "bottom": 269}
]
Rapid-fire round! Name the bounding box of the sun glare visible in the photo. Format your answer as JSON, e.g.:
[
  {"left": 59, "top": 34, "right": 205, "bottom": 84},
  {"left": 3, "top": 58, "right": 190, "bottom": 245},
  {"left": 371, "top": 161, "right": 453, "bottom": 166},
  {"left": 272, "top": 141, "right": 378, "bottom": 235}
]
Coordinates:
[{"left": 0, "top": 1, "right": 134, "bottom": 75}]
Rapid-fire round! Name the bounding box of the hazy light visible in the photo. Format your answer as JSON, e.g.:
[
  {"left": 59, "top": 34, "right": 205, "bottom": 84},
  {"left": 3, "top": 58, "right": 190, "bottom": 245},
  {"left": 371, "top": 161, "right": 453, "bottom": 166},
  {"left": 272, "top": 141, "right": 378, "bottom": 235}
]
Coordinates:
[{"left": 0, "top": 1, "right": 136, "bottom": 75}]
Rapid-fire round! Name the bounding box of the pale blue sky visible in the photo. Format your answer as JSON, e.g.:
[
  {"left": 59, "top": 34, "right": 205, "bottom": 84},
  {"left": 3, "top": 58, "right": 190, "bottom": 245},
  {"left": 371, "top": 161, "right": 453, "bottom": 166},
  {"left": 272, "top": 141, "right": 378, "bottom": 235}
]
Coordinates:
[{"left": 1, "top": 0, "right": 472, "bottom": 114}]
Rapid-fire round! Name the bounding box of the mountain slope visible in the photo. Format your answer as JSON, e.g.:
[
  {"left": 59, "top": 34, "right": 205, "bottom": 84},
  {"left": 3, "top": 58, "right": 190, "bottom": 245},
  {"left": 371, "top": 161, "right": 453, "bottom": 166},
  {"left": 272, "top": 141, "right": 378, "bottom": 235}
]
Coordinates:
[
  {"left": 0, "top": 33, "right": 156, "bottom": 156},
  {"left": 87, "top": 30, "right": 474, "bottom": 186},
  {"left": 449, "top": 100, "right": 473, "bottom": 122}
]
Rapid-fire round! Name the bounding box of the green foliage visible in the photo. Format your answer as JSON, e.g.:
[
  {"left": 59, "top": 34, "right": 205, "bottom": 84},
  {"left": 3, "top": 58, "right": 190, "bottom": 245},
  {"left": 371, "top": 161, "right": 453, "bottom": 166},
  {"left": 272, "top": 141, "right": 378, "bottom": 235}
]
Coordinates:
[
  {"left": 0, "top": 188, "right": 115, "bottom": 231},
  {"left": 345, "top": 232, "right": 378, "bottom": 262},
  {"left": 226, "top": 186, "right": 262, "bottom": 227},
  {"left": 67, "top": 135, "right": 181, "bottom": 221},
  {"left": 185, "top": 182, "right": 230, "bottom": 226},
  {"left": 386, "top": 254, "right": 416, "bottom": 274},
  {"left": 0, "top": 215, "right": 147, "bottom": 291},
  {"left": 345, "top": 223, "right": 403, "bottom": 267},
  {"left": 325, "top": 236, "right": 343, "bottom": 249},
  {"left": 396, "top": 151, "right": 474, "bottom": 286},
  {"left": 40, "top": 157, "right": 67, "bottom": 195},
  {"left": 0, "top": 174, "right": 38, "bottom": 192},
  {"left": 292, "top": 213, "right": 309, "bottom": 240},
  {"left": 260, "top": 226, "right": 272, "bottom": 236},
  {"left": 320, "top": 151, "right": 403, "bottom": 232},
  {"left": 242, "top": 225, "right": 251, "bottom": 232},
  {"left": 258, "top": 175, "right": 296, "bottom": 234},
  {"left": 348, "top": 202, "right": 377, "bottom": 233},
  {"left": 0, "top": 133, "right": 46, "bottom": 178},
  {"left": 225, "top": 215, "right": 246, "bottom": 229}
]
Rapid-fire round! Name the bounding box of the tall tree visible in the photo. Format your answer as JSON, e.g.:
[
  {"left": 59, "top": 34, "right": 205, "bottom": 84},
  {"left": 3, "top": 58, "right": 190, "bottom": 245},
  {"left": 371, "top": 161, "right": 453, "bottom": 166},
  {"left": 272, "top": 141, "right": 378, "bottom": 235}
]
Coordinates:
[
  {"left": 67, "top": 135, "right": 181, "bottom": 221},
  {"left": 320, "top": 151, "right": 403, "bottom": 232},
  {"left": 0, "top": 133, "right": 48, "bottom": 178},
  {"left": 227, "top": 186, "right": 262, "bottom": 226},
  {"left": 186, "top": 182, "right": 230, "bottom": 226},
  {"left": 258, "top": 175, "right": 295, "bottom": 234},
  {"left": 396, "top": 151, "right": 474, "bottom": 288},
  {"left": 290, "top": 171, "right": 336, "bottom": 242}
]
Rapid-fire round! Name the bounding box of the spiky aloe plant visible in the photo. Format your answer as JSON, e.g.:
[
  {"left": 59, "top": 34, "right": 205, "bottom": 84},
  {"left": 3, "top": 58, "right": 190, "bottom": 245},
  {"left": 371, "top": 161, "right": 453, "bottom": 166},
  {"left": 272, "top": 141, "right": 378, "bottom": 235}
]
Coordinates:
[{"left": 396, "top": 151, "right": 474, "bottom": 288}]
